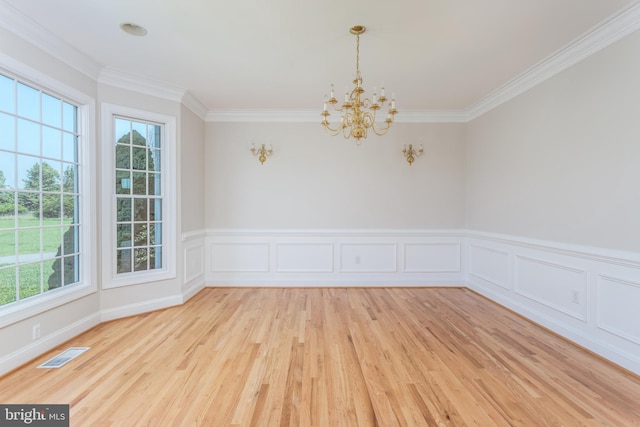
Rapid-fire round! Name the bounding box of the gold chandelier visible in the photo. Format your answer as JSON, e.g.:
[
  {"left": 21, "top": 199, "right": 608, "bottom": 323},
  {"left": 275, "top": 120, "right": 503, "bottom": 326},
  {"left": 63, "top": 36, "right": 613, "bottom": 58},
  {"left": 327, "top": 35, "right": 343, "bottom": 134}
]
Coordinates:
[{"left": 321, "top": 25, "right": 397, "bottom": 143}]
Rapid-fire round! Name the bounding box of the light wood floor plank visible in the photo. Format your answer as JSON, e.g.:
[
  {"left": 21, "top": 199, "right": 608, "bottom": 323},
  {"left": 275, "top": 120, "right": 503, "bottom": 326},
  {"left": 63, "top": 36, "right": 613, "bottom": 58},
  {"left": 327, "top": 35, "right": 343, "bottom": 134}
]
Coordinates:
[{"left": 1, "top": 287, "right": 639, "bottom": 426}]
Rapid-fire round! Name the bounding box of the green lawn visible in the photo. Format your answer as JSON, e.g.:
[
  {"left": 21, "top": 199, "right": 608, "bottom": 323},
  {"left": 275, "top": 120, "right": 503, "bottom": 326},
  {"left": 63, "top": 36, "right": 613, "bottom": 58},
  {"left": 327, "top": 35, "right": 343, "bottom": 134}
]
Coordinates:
[{"left": 0, "top": 215, "right": 71, "bottom": 306}]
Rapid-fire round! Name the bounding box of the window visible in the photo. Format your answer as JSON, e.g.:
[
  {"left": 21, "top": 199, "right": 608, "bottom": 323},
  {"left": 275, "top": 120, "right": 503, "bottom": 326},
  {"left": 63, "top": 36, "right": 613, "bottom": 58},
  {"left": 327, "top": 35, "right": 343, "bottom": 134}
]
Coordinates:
[
  {"left": 114, "top": 117, "right": 163, "bottom": 274},
  {"left": 102, "top": 104, "right": 175, "bottom": 288},
  {"left": 0, "top": 69, "right": 95, "bottom": 318}
]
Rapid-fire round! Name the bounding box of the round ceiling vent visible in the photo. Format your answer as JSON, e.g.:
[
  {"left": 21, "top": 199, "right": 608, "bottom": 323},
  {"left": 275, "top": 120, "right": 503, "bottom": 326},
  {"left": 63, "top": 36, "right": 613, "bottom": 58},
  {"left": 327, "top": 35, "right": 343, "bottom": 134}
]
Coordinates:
[{"left": 120, "top": 22, "right": 148, "bottom": 36}]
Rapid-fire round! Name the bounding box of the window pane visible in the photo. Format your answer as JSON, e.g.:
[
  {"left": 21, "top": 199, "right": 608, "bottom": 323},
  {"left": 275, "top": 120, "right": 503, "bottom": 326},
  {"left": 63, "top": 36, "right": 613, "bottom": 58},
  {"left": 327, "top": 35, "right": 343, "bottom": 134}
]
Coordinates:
[
  {"left": 62, "top": 164, "right": 77, "bottom": 193},
  {"left": 19, "top": 262, "right": 41, "bottom": 299},
  {"left": 42, "top": 193, "right": 62, "bottom": 220},
  {"left": 0, "top": 191, "right": 15, "bottom": 218},
  {"left": 132, "top": 172, "right": 146, "bottom": 195},
  {"left": 115, "top": 118, "right": 131, "bottom": 143},
  {"left": 63, "top": 195, "right": 77, "bottom": 222},
  {"left": 17, "top": 193, "right": 40, "bottom": 227},
  {"left": 133, "top": 223, "right": 147, "bottom": 247},
  {"left": 149, "top": 148, "right": 161, "bottom": 172},
  {"left": 132, "top": 122, "right": 146, "bottom": 145},
  {"left": 117, "top": 249, "right": 132, "bottom": 274},
  {"left": 0, "top": 112, "right": 15, "bottom": 151},
  {"left": 117, "top": 224, "right": 131, "bottom": 248},
  {"left": 115, "top": 144, "right": 130, "bottom": 169},
  {"left": 17, "top": 119, "right": 40, "bottom": 156},
  {"left": 62, "top": 102, "right": 76, "bottom": 133},
  {"left": 0, "top": 229, "right": 15, "bottom": 257},
  {"left": 42, "top": 127, "right": 62, "bottom": 159},
  {"left": 147, "top": 124, "right": 161, "bottom": 148},
  {"left": 117, "top": 198, "right": 132, "bottom": 222},
  {"left": 134, "top": 198, "right": 147, "bottom": 222},
  {"left": 62, "top": 255, "right": 79, "bottom": 285},
  {"left": 132, "top": 146, "right": 147, "bottom": 170},
  {"left": 0, "top": 75, "right": 15, "bottom": 113},
  {"left": 116, "top": 170, "right": 131, "bottom": 194},
  {"left": 62, "top": 132, "right": 77, "bottom": 162},
  {"left": 42, "top": 93, "right": 62, "bottom": 128},
  {"left": 17, "top": 155, "right": 39, "bottom": 190},
  {"left": 1, "top": 152, "right": 16, "bottom": 189},
  {"left": 148, "top": 172, "right": 160, "bottom": 195},
  {"left": 17, "top": 83, "right": 39, "bottom": 121},
  {"left": 18, "top": 227, "right": 41, "bottom": 255},
  {"left": 150, "top": 198, "right": 161, "bottom": 221},
  {"left": 46, "top": 259, "right": 62, "bottom": 290},
  {"left": 134, "top": 248, "right": 147, "bottom": 271},
  {"left": 0, "top": 267, "right": 17, "bottom": 304},
  {"left": 62, "top": 225, "right": 79, "bottom": 256},
  {"left": 42, "top": 160, "right": 62, "bottom": 192}
]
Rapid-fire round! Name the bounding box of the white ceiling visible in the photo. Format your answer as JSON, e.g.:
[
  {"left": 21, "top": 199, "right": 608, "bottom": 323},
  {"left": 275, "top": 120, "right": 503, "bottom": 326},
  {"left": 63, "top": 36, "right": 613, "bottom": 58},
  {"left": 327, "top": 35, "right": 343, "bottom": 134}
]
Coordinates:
[{"left": 1, "top": 0, "right": 638, "bottom": 115}]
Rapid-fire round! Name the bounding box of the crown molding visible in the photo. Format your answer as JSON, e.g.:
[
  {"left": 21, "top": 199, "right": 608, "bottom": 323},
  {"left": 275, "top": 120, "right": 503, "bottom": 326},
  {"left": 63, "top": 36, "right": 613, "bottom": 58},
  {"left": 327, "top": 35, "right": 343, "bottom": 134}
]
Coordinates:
[
  {"left": 2, "top": 0, "right": 639, "bottom": 123},
  {"left": 181, "top": 91, "right": 208, "bottom": 120},
  {"left": 0, "top": 0, "right": 102, "bottom": 80},
  {"left": 98, "top": 67, "right": 186, "bottom": 103},
  {"left": 465, "top": 1, "right": 640, "bottom": 121}
]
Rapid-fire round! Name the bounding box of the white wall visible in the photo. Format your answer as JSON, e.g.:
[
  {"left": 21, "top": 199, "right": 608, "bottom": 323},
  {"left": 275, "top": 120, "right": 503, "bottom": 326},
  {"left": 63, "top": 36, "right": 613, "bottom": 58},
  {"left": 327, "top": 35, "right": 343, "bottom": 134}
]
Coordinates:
[
  {"left": 466, "top": 30, "right": 640, "bottom": 253},
  {"left": 465, "top": 30, "right": 640, "bottom": 374},
  {"left": 206, "top": 122, "right": 467, "bottom": 229}
]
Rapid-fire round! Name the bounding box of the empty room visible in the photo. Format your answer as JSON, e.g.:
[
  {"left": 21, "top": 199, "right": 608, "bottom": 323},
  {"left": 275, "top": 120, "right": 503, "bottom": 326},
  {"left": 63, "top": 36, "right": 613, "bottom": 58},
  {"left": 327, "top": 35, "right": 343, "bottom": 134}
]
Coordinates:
[{"left": 1, "top": 0, "right": 640, "bottom": 425}]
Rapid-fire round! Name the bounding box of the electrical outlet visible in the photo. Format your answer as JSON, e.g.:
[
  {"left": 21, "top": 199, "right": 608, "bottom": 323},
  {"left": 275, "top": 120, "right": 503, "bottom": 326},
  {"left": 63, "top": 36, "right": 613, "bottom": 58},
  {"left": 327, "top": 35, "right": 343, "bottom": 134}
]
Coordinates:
[
  {"left": 571, "top": 291, "right": 580, "bottom": 304},
  {"left": 32, "top": 323, "right": 41, "bottom": 340}
]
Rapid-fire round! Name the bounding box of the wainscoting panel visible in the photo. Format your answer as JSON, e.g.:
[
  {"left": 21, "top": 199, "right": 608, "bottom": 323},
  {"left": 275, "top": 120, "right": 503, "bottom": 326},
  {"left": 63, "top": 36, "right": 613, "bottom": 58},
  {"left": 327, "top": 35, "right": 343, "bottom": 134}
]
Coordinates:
[
  {"left": 466, "top": 231, "right": 640, "bottom": 376},
  {"left": 468, "top": 244, "right": 510, "bottom": 289},
  {"left": 597, "top": 275, "right": 640, "bottom": 345},
  {"left": 514, "top": 255, "right": 587, "bottom": 321},
  {"left": 340, "top": 243, "right": 397, "bottom": 272},
  {"left": 404, "top": 243, "right": 461, "bottom": 273},
  {"left": 206, "top": 229, "right": 466, "bottom": 287},
  {"left": 210, "top": 243, "right": 270, "bottom": 272},
  {"left": 276, "top": 243, "right": 334, "bottom": 272}
]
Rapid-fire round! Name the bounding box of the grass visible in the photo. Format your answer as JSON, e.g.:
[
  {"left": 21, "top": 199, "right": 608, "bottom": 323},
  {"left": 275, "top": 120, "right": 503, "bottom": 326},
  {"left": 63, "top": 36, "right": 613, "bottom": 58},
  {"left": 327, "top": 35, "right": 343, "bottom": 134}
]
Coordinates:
[{"left": 0, "top": 214, "right": 73, "bottom": 306}]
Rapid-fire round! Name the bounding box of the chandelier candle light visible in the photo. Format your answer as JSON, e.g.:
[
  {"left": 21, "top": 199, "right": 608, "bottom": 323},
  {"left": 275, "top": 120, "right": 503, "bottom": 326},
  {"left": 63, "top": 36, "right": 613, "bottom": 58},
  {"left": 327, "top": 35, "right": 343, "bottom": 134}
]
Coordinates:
[
  {"left": 402, "top": 144, "right": 424, "bottom": 166},
  {"left": 250, "top": 142, "right": 273, "bottom": 165},
  {"left": 321, "top": 25, "right": 397, "bottom": 143}
]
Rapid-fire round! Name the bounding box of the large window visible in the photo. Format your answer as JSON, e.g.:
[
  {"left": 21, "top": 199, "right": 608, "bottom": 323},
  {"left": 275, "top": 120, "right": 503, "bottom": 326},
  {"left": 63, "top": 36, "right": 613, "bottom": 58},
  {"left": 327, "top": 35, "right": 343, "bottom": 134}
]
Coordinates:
[
  {"left": 102, "top": 104, "right": 175, "bottom": 288},
  {"left": 0, "top": 73, "right": 81, "bottom": 307},
  {"left": 114, "top": 117, "right": 163, "bottom": 274}
]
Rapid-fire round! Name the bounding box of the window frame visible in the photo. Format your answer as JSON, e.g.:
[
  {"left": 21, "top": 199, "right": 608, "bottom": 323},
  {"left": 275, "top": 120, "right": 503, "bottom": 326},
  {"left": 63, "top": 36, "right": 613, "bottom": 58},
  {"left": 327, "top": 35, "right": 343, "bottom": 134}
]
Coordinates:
[
  {"left": 0, "top": 53, "right": 97, "bottom": 328},
  {"left": 100, "top": 103, "right": 176, "bottom": 289}
]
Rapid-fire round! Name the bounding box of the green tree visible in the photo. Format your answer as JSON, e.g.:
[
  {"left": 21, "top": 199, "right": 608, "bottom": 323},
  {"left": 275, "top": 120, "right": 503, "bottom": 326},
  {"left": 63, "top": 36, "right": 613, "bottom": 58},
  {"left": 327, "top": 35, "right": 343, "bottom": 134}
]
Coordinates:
[
  {"left": 0, "top": 170, "right": 13, "bottom": 215},
  {"left": 19, "top": 162, "right": 61, "bottom": 218}
]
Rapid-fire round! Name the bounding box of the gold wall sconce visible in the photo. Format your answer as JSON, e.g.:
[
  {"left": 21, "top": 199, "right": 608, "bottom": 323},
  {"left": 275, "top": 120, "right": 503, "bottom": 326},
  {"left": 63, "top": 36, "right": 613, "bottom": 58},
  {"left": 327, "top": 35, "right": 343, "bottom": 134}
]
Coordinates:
[
  {"left": 402, "top": 144, "right": 423, "bottom": 166},
  {"left": 250, "top": 142, "right": 273, "bottom": 165}
]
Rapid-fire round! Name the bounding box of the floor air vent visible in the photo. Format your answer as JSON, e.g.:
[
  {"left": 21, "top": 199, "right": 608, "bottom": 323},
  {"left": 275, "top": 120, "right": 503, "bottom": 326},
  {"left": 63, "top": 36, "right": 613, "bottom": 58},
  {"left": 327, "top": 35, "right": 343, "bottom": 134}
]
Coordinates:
[{"left": 38, "top": 347, "right": 90, "bottom": 368}]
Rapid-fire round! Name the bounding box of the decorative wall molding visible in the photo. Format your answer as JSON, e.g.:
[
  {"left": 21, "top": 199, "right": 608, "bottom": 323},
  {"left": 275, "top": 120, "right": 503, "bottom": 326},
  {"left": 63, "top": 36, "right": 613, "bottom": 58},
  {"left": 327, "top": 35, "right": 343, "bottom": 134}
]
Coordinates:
[
  {"left": 205, "top": 229, "right": 466, "bottom": 287},
  {"left": 3, "top": 1, "right": 640, "bottom": 122},
  {"left": 0, "top": 0, "right": 101, "bottom": 79},
  {"left": 98, "top": 67, "right": 186, "bottom": 102},
  {"left": 466, "top": 230, "right": 640, "bottom": 376},
  {"left": 464, "top": 1, "right": 640, "bottom": 121}
]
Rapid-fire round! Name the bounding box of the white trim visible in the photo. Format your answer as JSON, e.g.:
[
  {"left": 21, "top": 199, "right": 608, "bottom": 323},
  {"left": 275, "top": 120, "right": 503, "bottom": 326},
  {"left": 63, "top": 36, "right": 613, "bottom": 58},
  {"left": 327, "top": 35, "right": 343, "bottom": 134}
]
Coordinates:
[
  {"left": 100, "top": 294, "right": 183, "bottom": 322},
  {"left": 181, "top": 91, "right": 208, "bottom": 120},
  {"left": 0, "top": 57, "right": 98, "bottom": 328},
  {"left": 0, "top": 312, "right": 100, "bottom": 375},
  {"left": 465, "top": 2, "right": 640, "bottom": 121},
  {"left": 100, "top": 103, "right": 177, "bottom": 289},
  {"left": 98, "top": 67, "right": 186, "bottom": 103},
  {"left": 0, "top": 0, "right": 101, "bottom": 80},
  {"left": 0, "top": 1, "right": 638, "bottom": 122}
]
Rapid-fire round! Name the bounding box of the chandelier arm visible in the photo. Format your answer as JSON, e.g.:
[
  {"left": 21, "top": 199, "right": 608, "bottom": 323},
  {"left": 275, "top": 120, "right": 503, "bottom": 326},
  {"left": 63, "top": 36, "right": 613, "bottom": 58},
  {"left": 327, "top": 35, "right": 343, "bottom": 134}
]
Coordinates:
[{"left": 371, "top": 120, "right": 392, "bottom": 136}]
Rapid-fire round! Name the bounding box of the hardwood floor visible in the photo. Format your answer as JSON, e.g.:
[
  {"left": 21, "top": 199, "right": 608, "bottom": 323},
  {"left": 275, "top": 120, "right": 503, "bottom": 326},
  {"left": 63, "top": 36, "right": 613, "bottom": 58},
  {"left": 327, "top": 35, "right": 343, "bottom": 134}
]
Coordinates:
[{"left": 1, "top": 287, "right": 639, "bottom": 426}]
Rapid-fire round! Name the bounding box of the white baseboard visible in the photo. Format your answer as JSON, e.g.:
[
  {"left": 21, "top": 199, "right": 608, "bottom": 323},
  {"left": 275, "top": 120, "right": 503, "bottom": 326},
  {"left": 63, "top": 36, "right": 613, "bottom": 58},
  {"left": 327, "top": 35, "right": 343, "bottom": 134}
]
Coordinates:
[
  {"left": 0, "top": 312, "right": 101, "bottom": 376},
  {"left": 100, "top": 294, "right": 183, "bottom": 322}
]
